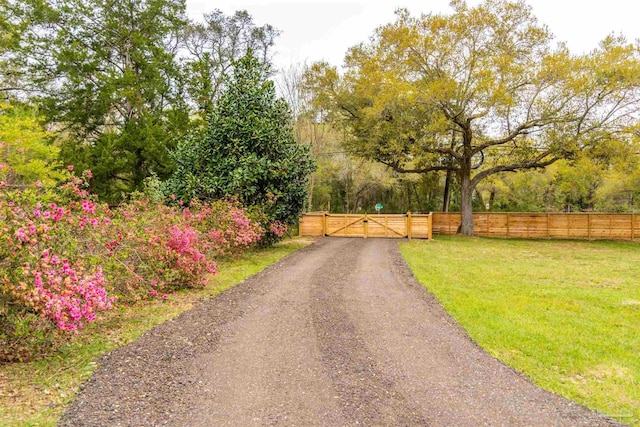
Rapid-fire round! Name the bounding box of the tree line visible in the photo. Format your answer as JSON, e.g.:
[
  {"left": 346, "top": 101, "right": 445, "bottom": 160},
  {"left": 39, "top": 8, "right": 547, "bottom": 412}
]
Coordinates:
[
  {"left": 1, "top": 0, "right": 313, "bottom": 229},
  {"left": 3, "top": 0, "right": 640, "bottom": 236}
]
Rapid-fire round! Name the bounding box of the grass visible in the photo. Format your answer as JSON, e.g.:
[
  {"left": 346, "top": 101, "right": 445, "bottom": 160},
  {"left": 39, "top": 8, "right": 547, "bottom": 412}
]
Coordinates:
[
  {"left": 400, "top": 236, "right": 640, "bottom": 426},
  {"left": 0, "top": 238, "right": 311, "bottom": 427}
]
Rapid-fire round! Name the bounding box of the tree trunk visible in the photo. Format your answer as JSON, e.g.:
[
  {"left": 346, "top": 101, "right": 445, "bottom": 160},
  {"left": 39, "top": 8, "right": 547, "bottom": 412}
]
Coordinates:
[
  {"left": 475, "top": 189, "right": 485, "bottom": 210},
  {"left": 413, "top": 182, "right": 422, "bottom": 210},
  {"left": 459, "top": 170, "right": 475, "bottom": 236},
  {"left": 307, "top": 173, "right": 315, "bottom": 211},
  {"left": 442, "top": 169, "right": 453, "bottom": 212},
  {"left": 344, "top": 177, "right": 349, "bottom": 214},
  {"left": 401, "top": 183, "right": 406, "bottom": 212}
]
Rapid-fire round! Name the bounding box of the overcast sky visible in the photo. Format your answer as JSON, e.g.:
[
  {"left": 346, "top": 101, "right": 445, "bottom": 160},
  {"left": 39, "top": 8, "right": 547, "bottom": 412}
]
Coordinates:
[{"left": 185, "top": 0, "right": 640, "bottom": 71}]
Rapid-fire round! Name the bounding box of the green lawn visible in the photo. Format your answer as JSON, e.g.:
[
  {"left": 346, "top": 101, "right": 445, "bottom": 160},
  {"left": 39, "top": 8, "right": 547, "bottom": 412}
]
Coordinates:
[
  {"left": 0, "top": 239, "right": 310, "bottom": 427},
  {"left": 401, "top": 236, "right": 640, "bottom": 426}
]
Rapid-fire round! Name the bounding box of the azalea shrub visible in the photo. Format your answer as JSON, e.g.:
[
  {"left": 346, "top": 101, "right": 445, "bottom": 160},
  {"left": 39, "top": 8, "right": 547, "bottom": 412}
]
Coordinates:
[
  {"left": 187, "top": 199, "right": 264, "bottom": 257},
  {"left": 0, "top": 173, "right": 266, "bottom": 362}
]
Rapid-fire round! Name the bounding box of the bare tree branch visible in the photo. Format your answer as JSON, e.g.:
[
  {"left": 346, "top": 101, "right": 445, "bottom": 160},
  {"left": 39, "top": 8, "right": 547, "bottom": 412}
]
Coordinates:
[{"left": 471, "top": 151, "right": 560, "bottom": 187}]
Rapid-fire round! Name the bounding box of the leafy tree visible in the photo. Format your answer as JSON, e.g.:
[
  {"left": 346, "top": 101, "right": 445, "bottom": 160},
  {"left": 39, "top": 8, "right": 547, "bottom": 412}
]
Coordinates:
[
  {"left": 15, "top": 0, "right": 190, "bottom": 203},
  {"left": 0, "top": 103, "right": 64, "bottom": 186},
  {"left": 551, "top": 158, "right": 604, "bottom": 211},
  {"left": 480, "top": 138, "right": 640, "bottom": 212},
  {"left": 164, "top": 52, "right": 315, "bottom": 229},
  {"left": 2, "top": 1, "right": 281, "bottom": 203},
  {"left": 0, "top": 0, "right": 24, "bottom": 96},
  {"left": 308, "top": 0, "right": 640, "bottom": 235}
]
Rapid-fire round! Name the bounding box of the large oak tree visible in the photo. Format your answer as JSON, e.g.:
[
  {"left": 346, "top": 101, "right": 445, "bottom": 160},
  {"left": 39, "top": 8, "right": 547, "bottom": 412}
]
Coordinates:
[{"left": 308, "top": 0, "right": 640, "bottom": 235}]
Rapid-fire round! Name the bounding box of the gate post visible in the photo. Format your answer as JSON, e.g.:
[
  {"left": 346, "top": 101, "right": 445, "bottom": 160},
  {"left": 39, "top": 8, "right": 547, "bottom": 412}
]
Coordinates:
[
  {"left": 364, "top": 214, "right": 368, "bottom": 238},
  {"left": 407, "top": 211, "right": 412, "bottom": 240},
  {"left": 322, "top": 211, "right": 327, "bottom": 236},
  {"left": 428, "top": 212, "right": 433, "bottom": 240}
]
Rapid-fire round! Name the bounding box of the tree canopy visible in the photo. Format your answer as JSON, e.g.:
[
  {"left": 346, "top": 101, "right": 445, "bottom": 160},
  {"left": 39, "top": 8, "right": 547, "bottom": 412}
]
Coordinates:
[
  {"left": 164, "top": 52, "right": 315, "bottom": 227},
  {"left": 0, "top": 103, "right": 64, "bottom": 186},
  {"left": 305, "top": 0, "right": 640, "bottom": 234},
  {"left": 1, "top": 0, "right": 280, "bottom": 203}
]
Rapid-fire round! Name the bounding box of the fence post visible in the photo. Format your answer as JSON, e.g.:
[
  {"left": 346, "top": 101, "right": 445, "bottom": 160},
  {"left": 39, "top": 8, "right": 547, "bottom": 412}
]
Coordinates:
[
  {"left": 506, "top": 213, "right": 510, "bottom": 237},
  {"left": 407, "top": 211, "right": 412, "bottom": 240},
  {"left": 364, "top": 214, "right": 368, "bottom": 238},
  {"left": 547, "top": 213, "right": 550, "bottom": 238},
  {"left": 588, "top": 213, "right": 591, "bottom": 240},
  {"left": 428, "top": 212, "right": 433, "bottom": 240},
  {"left": 322, "top": 212, "right": 327, "bottom": 236},
  {"left": 610, "top": 215, "right": 613, "bottom": 239},
  {"left": 632, "top": 213, "right": 635, "bottom": 240}
]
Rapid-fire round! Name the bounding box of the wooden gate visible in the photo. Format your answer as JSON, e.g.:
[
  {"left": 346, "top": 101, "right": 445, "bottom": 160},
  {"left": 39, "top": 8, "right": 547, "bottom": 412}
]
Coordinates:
[{"left": 299, "top": 212, "right": 433, "bottom": 240}]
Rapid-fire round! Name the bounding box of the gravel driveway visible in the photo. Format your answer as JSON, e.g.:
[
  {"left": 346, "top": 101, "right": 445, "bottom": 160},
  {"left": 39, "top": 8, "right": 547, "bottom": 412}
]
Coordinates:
[{"left": 60, "top": 238, "right": 623, "bottom": 426}]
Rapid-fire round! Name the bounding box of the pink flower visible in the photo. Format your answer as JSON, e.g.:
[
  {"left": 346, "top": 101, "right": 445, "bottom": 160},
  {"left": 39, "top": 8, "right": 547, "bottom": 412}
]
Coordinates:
[
  {"left": 67, "top": 165, "right": 74, "bottom": 171},
  {"left": 14, "top": 227, "right": 28, "bottom": 242},
  {"left": 81, "top": 199, "right": 96, "bottom": 214},
  {"left": 34, "top": 181, "right": 42, "bottom": 188}
]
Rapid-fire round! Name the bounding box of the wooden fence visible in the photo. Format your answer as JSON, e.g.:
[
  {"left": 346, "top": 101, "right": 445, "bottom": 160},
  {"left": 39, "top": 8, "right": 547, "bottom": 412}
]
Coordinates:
[
  {"left": 299, "top": 212, "right": 433, "bottom": 240},
  {"left": 432, "top": 212, "right": 640, "bottom": 240}
]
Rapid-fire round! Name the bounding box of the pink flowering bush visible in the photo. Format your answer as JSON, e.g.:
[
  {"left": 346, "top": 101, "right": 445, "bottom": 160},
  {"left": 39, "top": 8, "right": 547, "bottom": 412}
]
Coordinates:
[
  {"left": 1, "top": 174, "right": 268, "bottom": 362},
  {"left": 270, "top": 221, "right": 288, "bottom": 238},
  {"left": 0, "top": 175, "right": 115, "bottom": 361},
  {"left": 188, "top": 199, "right": 264, "bottom": 258},
  {"left": 106, "top": 200, "right": 218, "bottom": 297}
]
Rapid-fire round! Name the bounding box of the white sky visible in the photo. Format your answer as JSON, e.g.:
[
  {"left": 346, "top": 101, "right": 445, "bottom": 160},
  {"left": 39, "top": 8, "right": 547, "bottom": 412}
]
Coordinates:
[{"left": 185, "top": 0, "right": 640, "bottom": 71}]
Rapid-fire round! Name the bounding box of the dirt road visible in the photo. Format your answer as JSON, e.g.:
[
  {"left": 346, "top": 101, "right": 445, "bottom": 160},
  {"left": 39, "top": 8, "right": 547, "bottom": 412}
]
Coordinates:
[{"left": 60, "top": 238, "right": 622, "bottom": 426}]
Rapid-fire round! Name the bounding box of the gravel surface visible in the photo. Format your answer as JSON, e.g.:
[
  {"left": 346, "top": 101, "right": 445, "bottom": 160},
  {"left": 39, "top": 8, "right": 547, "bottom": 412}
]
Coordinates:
[{"left": 60, "top": 238, "right": 624, "bottom": 426}]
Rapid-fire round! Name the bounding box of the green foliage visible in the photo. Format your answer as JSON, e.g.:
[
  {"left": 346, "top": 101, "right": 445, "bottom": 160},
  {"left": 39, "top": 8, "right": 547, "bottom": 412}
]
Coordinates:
[
  {"left": 401, "top": 237, "right": 640, "bottom": 425},
  {"left": 14, "top": 0, "right": 191, "bottom": 203},
  {"left": 1, "top": 1, "right": 283, "bottom": 204},
  {"left": 0, "top": 103, "right": 65, "bottom": 186},
  {"left": 0, "top": 0, "right": 32, "bottom": 96},
  {"left": 165, "top": 52, "right": 315, "bottom": 230},
  {"left": 476, "top": 146, "right": 640, "bottom": 213}
]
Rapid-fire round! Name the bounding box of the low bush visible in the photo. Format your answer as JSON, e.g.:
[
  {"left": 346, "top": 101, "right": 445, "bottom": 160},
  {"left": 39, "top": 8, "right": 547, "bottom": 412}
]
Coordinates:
[{"left": 0, "top": 172, "right": 266, "bottom": 363}]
